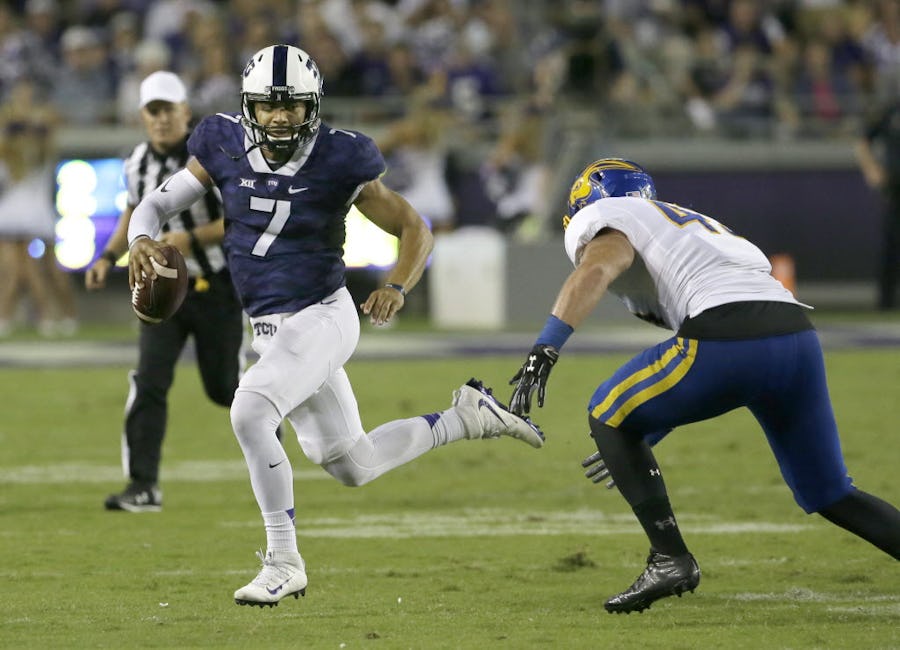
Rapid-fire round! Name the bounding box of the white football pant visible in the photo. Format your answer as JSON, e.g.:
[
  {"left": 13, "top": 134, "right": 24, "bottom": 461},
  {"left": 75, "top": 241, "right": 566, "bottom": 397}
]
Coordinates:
[{"left": 231, "top": 286, "right": 444, "bottom": 517}]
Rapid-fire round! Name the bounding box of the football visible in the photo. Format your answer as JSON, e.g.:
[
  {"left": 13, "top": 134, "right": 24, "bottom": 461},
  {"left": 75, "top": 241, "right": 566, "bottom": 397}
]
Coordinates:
[{"left": 131, "top": 244, "right": 189, "bottom": 324}]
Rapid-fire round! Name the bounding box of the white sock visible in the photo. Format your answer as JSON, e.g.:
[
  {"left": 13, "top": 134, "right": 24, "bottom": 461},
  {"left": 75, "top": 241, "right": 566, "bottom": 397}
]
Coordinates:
[
  {"left": 426, "top": 409, "right": 467, "bottom": 445},
  {"left": 263, "top": 510, "right": 299, "bottom": 555}
]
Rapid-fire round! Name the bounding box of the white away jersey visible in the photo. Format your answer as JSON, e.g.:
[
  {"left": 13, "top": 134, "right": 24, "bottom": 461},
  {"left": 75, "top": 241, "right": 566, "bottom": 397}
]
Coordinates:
[{"left": 564, "top": 197, "right": 805, "bottom": 331}]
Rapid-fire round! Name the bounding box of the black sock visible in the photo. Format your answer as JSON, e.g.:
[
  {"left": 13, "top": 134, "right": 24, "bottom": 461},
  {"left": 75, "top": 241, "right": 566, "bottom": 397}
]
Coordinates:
[
  {"left": 633, "top": 497, "right": 689, "bottom": 557},
  {"left": 819, "top": 489, "right": 900, "bottom": 560},
  {"left": 589, "top": 418, "right": 689, "bottom": 557}
]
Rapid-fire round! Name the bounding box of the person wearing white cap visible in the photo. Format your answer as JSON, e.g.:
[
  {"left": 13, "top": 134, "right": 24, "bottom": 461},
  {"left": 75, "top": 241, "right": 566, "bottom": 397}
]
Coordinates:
[
  {"left": 86, "top": 71, "right": 246, "bottom": 513},
  {"left": 138, "top": 70, "right": 187, "bottom": 107}
]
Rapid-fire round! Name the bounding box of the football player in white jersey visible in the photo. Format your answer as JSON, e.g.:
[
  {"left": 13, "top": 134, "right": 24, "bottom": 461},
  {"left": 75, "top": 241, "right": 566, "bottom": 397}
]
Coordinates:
[
  {"left": 125, "top": 44, "right": 544, "bottom": 607},
  {"left": 509, "top": 158, "right": 900, "bottom": 614}
]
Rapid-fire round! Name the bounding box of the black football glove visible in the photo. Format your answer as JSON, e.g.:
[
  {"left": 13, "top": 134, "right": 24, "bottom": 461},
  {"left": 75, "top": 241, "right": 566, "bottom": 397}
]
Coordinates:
[
  {"left": 582, "top": 451, "right": 617, "bottom": 490},
  {"left": 509, "top": 344, "right": 559, "bottom": 415}
]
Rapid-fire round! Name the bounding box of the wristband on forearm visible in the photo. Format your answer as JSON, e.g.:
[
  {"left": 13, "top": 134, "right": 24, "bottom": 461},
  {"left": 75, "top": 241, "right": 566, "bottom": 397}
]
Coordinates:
[
  {"left": 536, "top": 314, "right": 574, "bottom": 350},
  {"left": 385, "top": 282, "right": 406, "bottom": 297},
  {"left": 128, "top": 233, "right": 150, "bottom": 249}
]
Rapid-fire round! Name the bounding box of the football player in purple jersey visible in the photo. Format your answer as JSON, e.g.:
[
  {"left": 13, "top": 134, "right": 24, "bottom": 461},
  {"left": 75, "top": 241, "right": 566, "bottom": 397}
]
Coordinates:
[{"left": 125, "top": 44, "right": 544, "bottom": 607}]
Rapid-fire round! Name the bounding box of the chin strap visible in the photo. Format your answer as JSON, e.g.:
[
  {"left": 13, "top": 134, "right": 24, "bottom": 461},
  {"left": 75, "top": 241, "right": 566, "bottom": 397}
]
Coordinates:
[
  {"left": 218, "top": 142, "right": 261, "bottom": 161},
  {"left": 222, "top": 118, "right": 307, "bottom": 161}
]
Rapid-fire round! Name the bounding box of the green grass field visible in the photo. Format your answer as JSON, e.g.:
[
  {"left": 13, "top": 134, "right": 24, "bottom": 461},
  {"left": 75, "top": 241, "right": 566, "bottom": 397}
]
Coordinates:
[{"left": 1, "top": 340, "right": 898, "bottom": 649}]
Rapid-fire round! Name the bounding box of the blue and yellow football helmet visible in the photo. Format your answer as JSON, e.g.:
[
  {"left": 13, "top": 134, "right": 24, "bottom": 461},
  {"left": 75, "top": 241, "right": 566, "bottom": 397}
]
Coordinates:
[{"left": 563, "top": 158, "right": 656, "bottom": 229}]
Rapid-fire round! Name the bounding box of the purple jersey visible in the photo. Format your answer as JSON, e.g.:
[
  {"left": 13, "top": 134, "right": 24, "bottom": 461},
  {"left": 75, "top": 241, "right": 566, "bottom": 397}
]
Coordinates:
[{"left": 188, "top": 113, "right": 385, "bottom": 316}]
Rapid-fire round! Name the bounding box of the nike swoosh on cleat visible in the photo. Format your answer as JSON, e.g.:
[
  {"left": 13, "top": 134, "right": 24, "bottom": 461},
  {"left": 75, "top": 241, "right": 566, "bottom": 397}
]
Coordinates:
[
  {"left": 266, "top": 581, "right": 288, "bottom": 595},
  {"left": 478, "top": 398, "right": 507, "bottom": 424}
]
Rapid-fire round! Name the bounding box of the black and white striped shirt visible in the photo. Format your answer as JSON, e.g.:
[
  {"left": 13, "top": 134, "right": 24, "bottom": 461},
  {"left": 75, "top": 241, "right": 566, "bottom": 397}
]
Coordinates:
[{"left": 124, "top": 136, "right": 226, "bottom": 278}]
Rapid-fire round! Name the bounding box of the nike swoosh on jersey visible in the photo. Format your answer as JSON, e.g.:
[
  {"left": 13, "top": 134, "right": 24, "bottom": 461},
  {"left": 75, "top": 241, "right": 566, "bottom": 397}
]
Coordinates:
[{"left": 288, "top": 186, "right": 308, "bottom": 194}]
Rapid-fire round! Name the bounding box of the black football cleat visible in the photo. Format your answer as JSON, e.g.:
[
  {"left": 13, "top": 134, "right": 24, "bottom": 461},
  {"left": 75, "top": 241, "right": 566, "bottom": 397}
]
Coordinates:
[
  {"left": 104, "top": 482, "right": 162, "bottom": 512},
  {"left": 604, "top": 551, "right": 700, "bottom": 614}
]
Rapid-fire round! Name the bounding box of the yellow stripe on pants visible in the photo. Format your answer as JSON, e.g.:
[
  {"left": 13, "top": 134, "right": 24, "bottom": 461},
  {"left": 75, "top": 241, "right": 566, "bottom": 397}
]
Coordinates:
[{"left": 591, "top": 338, "right": 698, "bottom": 427}]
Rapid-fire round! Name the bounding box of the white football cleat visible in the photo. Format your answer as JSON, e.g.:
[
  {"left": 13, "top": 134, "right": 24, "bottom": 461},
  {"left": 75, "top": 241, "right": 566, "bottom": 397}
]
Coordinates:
[
  {"left": 234, "top": 550, "right": 307, "bottom": 607},
  {"left": 452, "top": 378, "right": 545, "bottom": 448}
]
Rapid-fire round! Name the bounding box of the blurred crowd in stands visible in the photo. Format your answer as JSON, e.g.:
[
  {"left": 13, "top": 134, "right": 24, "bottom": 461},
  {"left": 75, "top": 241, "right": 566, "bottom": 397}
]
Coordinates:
[
  {"left": 0, "top": 0, "right": 896, "bottom": 138},
  {"left": 2, "top": 0, "right": 900, "bottom": 335}
]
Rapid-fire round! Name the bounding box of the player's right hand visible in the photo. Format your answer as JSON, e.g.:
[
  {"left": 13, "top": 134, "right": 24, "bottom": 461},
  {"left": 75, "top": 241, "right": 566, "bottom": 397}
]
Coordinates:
[
  {"left": 508, "top": 344, "right": 559, "bottom": 415},
  {"left": 127, "top": 236, "right": 168, "bottom": 290},
  {"left": 85, "top": 259, "right": 111, "bottom": 290}
]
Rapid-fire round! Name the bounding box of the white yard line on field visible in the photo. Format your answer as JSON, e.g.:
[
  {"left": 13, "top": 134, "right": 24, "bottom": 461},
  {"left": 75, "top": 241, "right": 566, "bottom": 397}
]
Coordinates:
[
  {"left": 727, "top": 589, "right": 900, "bottom": 606},
  {"left": 0, "top": 460, "right": 329, "bottom": 483},
  {"left": 218, "top": 509, "right": 812, "bottom": 538},
  {"left": 648, "top": 589, "right": 900, "bottom": 618}
]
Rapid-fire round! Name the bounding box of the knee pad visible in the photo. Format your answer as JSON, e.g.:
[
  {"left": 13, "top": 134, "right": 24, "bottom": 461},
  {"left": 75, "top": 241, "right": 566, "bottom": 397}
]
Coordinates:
[
  {"left": 588, "top": 415, "right": 667, "bottom": 504},
  {"left": 231, "top": 389, "right": 282, "bottom": 443},
  {"left": 321, "top": 455, "right": 370, "bottom": 488},
  {"left": 320, "top": 437, "right": 380, "bottom": 488}
]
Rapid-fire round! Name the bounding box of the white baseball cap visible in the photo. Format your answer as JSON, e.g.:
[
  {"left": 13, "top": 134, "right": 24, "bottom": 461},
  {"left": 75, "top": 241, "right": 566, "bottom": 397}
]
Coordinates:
[{"left": 139, "top": 71, "right": 187, "bottom": 108}]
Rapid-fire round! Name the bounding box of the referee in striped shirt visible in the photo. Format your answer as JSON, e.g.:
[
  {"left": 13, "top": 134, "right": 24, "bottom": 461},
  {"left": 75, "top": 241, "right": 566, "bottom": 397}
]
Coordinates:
[{"left": 86, "top": 71, "right": 244, "bottom": 512}]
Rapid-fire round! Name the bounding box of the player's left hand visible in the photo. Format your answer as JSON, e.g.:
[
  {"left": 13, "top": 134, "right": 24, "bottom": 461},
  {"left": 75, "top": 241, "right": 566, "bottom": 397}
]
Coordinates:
[
  {"left": 582, "top": 451, "right": 617, "bottom": 490},
  {"left": 360, "top": 285, "right": 404, "bottom": 326},
  {"left": 508, "top": 344, "right": 559, "bottom": 415}
]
